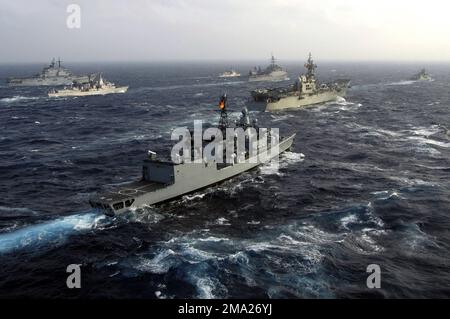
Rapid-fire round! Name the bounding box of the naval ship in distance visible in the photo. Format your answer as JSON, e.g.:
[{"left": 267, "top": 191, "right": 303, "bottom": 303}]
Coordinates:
[
  {"left": 48, "top": 73, "right": 128, "bottom": 97},
  {"left": 248, "top": 54, "right": 289, "bottom": 82},
  {"left": 6, "top": 58, "right": 90, "bottom": 86},
  {"left": 89, "top": 95, "right": 296, "bottom": 216},
  {"left": 410, "top": 68, "right": 432, "bottom": 81},
  {"left": 251, "top": 53, "right": 350, "bottom": 111},
  {"left": 219, "top": 69, "right": 241, "bottom": 78}
]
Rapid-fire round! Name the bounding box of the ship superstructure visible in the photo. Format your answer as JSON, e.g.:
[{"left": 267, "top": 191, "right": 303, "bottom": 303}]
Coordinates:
[
  {"left": 248, "top": 54, "right": 289, "bottom": 82},
  {"left": 89, "top": 95, "right": 296, "bottom": 216},
  {"left": 219, "top": 69, "right": 241, "bottom": 78},
  {"left": 48, "top": 73, "right": 128, "bottom": 97},
  {"left": 6, "top": 58, "right": 90, "bottom": 86},
  {"left": 251, "top": 53, "right": 350, "bottom": 111},
  {"left": 411, "top": 69, "right": 432, "bottom": 81}
]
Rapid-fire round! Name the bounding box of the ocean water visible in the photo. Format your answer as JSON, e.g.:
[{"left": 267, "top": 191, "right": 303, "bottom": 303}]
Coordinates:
[{"left": 0, "top": 62, "right": 449, "bottom": 298}]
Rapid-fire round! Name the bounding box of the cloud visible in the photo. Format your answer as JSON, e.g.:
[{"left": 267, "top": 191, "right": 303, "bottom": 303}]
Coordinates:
[{"left": 0, "top": 0, "right": 449, "bottom": 62}]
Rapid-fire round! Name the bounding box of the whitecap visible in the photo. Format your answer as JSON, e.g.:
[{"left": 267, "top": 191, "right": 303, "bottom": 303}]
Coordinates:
[
  {"left": 0, "top": 212, "right": 100, "bottom": 254},
  {"left": 0, "top": 96, "right": 39, "bottom": 103},
  {"left": 193, "top": 276, "right": 227, "bottom": 299},
  {"left": 271, "top": 114, "right": 295, "bottom": 122},
  {"left": 133, "top": 249, "right": 177, "bottom": 274},
  {"left": 0, "top": 206, "right": 38, "bottom": 216},
  {"left": 340, "top": 214, "right": 359, "bottom": 229},
  {"left": 407, "top": 136, "right": 450, "bottom": 149},
  {"left": 386, "top": 80, "right": 415, "bottom": 86},
  {"left": 197, "top": 236, "right": 230, "bottom": 242},
  {"left": 215, "top": 217, "right": 231, "bottom": 226},
  {"left": 407, "top": 125, "right": 441, "bottom": 137},
  {"left": 182, "top": 193, "right": 207, "bottom": 202}
]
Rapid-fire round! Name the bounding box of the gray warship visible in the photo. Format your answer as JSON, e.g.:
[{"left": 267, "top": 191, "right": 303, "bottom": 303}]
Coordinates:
[
  {"left": 48, "top": 73, "right": 128, "bottom": 97},
  {"left": 89, "top": 95, "right": 296, "bottom": 216},
  {"left": 248, "top": 54, "right": 289, "bottom": 82},
  {"left": 6, "top": 58, "right": 89, "bottom": 86},
  {"left": 410, "top": 68, "right": 432, "bottom": 81},
  {"left": 251, "top": 53, "right": 350, "bottom": 111}
]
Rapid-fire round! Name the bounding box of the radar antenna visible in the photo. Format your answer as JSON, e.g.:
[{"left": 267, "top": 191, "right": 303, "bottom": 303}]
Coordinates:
[
  {"left": 270, "top": 53, "right": 276, "bottom": 67},
  {"left": 304, "top": 52, "right": 317, "bottom": 78}
]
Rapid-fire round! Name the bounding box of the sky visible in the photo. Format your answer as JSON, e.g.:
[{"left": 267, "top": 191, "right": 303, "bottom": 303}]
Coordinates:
[{"left": 1, "top": 0, "right": 450, "bottom": 63}]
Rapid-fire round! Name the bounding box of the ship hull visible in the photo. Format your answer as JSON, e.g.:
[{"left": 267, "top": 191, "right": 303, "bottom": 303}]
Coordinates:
[
  {"left": 248, "top": 71, "right": 289, "bottom": 82},
  {"left": 266, "top": 89, "right": 347, "bottom": 111},
  {"left": 219, "top": 74, "right": 241, "bottom": 78},
  {"left": 48, "top": 86, "right": 129, "bottom": 97},
  {"left": 7, "top": 76, "right": 90, "bottom": 87},
  {"left": 219, "top": 72, "right": 241, "bottom": 78},
  {"left": 90, "top": 133, "right": 295, "bottom": 216},
  {"left": 411, "top": 76, "right": 432, "bottom": 81}
]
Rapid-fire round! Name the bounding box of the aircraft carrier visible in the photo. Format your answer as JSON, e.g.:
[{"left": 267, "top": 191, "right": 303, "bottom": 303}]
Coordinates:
[
  {"left": 251, "top": 53, "right": 350, "bottom": 111},
  {"left": 89, "top": 95, "right": 296, "bottom": 216},
  {"left": 6, "top": 58, "right": 90, "bottom": 86}
]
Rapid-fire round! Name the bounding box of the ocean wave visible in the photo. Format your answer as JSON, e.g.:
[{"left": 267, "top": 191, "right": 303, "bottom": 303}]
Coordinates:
[
  {"left": 386, "top": 80, "right": 416, "bottom": 86},
  {"left": 259, "top": 152, "right": 305, "bottom": 176},
  {"left": 182, "top": 193, "right": 207, "bottom": 202},
  {"left": 342, "top": 231, "right": 385, "bottom": 254},
  {"left": 0, "top": 211, "right": 103, "bottom": 254},
  {"left": 398, "top": 223, "right": 440, "bottom": 254},
  {"left": 389, "top": 176, "right": 439, "bottom": 187},
  {"left": 197, "top": 236, "right": 230, "bottom": 242},
  {"left": 133, "top": 249, "right": 178, "bottom": 274},
  {"left": 124, "top": 206, "right": 166, "bottom": 224},
  {"left": 407, "top": 136, "right": 450, "bottom": 149},
  {"left": 270, "top": 114, "right": 295, "bottom": 122},
  {"left": 136, "top": 80, "right": 245, "bottom": 92},
  {"left": 214, "top": 217, "right": 231, "bottom": 226},
  {"left": 191, "top": 275, "right": 228, "bottom": 299},
  {"left": 0, "top": 96, "right": 39, "bottom": 103},
  {"left": 406, "top": 125, "right": 441, "bottom": 137},
  {"left": 0, "top": 205, "right": 39, "bottom": 217},
  {"left": 371, "top": 190, "right": 405, "bottom": 200}
]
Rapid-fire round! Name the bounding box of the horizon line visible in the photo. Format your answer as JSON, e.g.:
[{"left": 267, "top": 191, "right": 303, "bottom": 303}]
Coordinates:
[{"left": 0, "top": 58, "right": 449, "bottom": 65}]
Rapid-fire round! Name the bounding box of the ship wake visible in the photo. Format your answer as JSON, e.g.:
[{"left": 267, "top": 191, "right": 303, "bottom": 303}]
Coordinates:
[{"left": 0, "top": 211, "right": 105, "bottom": 255}]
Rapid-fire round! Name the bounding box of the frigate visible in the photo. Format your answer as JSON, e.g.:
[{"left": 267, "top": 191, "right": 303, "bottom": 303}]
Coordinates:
[
  {"left": 248, "top": 54, "right": 288, "bottom": 82},
  {"left": 6, "top": 58, "right": 89, "bottom": 86},
  {"left": 410, "top": 69, "right": 432, "bottom": 81},
  {"left": 219, "top": 69, "right": 241, "bottom": 78},
  {"left": 48, "top": 73, "right": 128, "bottom": 97},
  {"left": 251, "top": 53, "right": 350, "bottom": 111},
  {"left": 89, "top": 95, "right": 296, "bottom": 216}
]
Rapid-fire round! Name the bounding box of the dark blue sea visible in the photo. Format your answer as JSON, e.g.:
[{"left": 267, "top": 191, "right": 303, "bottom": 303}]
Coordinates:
[{"left": 0, "top": 61, "right": 449, "bottom": 298}]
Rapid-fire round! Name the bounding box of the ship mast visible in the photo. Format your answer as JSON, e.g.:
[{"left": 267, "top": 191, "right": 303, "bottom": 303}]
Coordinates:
[
  {"left": 270, "top": 53, "right": 276, "bottom": 68},
  {"left": 304, "top": 52, "right": 317, "bottom": 79},
  {"left": 218, "top": 94, "right": 229, "bottom": 131}
]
